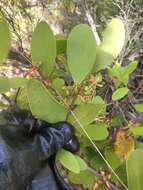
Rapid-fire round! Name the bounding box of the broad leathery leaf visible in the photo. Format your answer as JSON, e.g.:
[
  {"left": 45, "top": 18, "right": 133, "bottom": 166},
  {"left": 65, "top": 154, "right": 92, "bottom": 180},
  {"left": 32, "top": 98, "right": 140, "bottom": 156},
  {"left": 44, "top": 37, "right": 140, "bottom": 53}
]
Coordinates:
[
  {"left": 134, "top": 103, "right": 143, "bottom": 113},
  {"left": 112, "top": 87, "right": 129, "bottom": 101},
  {"left": 0, "top": 77, "right": 10, "bottom": 92},
  {"left": 68, "top": 103, "right": 104, "bottom": 128},
  {"left": 27, "top": 79, "right": 67, "bottom": 123},
  {"left": 94, "top": 18, "right": 125, "bottom": 72},
  {"left": 67, "top": 24, "right": 96, "bottom": 84},
  {"left": 9, "top": 77, "right": 28, "bottom": 88},
  {"left": 57, "top": 149, "right": 80, "bottom": 173},
  {"left": 84, "top": 123, "right": 109, "bottom": 141},
  {"left": 130, "top": 127, "right": 143, "bottom": 136},
  {"left": 0, "top": 18, "right": 10, "bottom": 63},
  {"left": 31, "top": 21, "right": 56, "bottom": 77},
  {"left": 105, "top": 149, "right": 121, "bottom": 170},
  {"left": 102, "top": 18, "right": 125, "bottom": 58},
  {"left": 75, "top": 156, "right": 87, "bottom": 171},
  {"left": 69, "top": 171, "right": 95, "bottom": 189},
  {"left": 16, "top": 88, "right": 29, "bottom": 110},
  {"left": 127, "top": 149, "right": 143, "bottom": 190},
  {"left": 94, "top": 46, "right": 114, "bottom": 72},
  {"left": 56, "top": 35, "right": 67, "bottom": 55}
]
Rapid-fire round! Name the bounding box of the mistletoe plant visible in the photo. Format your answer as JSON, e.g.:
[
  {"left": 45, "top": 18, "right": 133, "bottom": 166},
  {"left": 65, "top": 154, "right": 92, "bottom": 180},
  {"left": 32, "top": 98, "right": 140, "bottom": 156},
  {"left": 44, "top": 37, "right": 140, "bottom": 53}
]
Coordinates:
[{"left": 0, "top": 15, "right": 143, "bottom": 190}]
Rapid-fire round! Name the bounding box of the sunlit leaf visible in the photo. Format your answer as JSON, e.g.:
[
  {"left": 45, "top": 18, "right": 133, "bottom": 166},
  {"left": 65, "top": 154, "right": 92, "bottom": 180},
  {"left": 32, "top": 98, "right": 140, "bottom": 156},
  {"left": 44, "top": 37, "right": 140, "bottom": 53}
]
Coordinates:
[
  {"left": 127, "top": 149, "right": 143, "bottom": 190},
  {"left": 27, "top": 79, "right": 67, "bottom": 123},
  {"left": 130, "top": 127, "right": 143, "bottom": 136},
  {"left": 75, "top": 156, "right": 87, "bottom": 171},
  {"left": 69, "top": 170, "right": 95, "bottom": 189},
  {"left": 68, "top": 103, "right": 104, "bottom": 128},
  {"left": 31, "top": 21, "right": 56, "bottom": 77},
  {"left": 84, "top": 123, "right": 109, "bottom": 140},
  {"left": 0, "top": 18, "right": 10, "bottom": 63},
  {"left": 0, "top": 77, "right": 10, "bottom": 93},
  {"left": 57, "top": 149, "right": 80, "bottom": 173},
  {"left": 94, "top": 18, "right": 125, "bottom": 72},
  {"left": 112, "top": 87, "right": 129, "bottom": 101},
  {"left": 67, "top": 24, "right": 96, "bottom": 84},
  {"left": 134, "top": 103, "right": 143, "bottom": 113},
  {"left": 105, "top": 148, "right": 121, "bottom": 170}
]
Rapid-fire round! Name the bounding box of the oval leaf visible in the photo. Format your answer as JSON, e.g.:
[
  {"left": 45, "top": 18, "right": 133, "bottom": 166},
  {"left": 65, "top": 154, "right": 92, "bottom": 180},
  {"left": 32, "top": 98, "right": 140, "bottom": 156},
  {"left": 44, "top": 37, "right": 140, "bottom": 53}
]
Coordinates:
[
  {"left": 102, "top": 18, "right": 125, "bottom": 57},
  {"left": 75, "top": 156, "right": 87, "bottom": 171},
  {"left": 0, "top": 18, "right": 10, "bottom": 63},
  {"left": 68, "top": 103, "right": 104, "bottom": 128},
  {"left": 134, "top": 104, "right": 143, "bottom": 113},
  {"left": 57, "top": 149, "right": 80, "bottom": 173},
  {"left": 130, "top": 127, "right": 143, "bottom": 136},
  {"left": 27, "top": 79, "right": 67, "bottom": 123},
  {"left": 94, "top": 18, "right": 125, "bottom": 72},
  {"left": 0, "top": 77, "right": 10, "bottom": 93},
  {"left": 127, "top": 149, "right": 143, "bottom": 190},
  {"left": 67, "top": 24, "right": 96, "bottom": 84},
  {"left": 112, "top": 87, "right": 129, "bottom": 101},
  {"left": 84, "top": 123, "right": 109, "bottom": 141},
  {"left": 31, "top": 21, "right": 56, "bottom": 77}
]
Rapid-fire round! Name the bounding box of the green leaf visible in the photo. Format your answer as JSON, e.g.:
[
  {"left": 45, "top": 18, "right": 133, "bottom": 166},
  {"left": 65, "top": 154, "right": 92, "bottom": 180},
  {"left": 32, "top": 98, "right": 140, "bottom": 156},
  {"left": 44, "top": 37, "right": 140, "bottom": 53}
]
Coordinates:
[
  {"left": 9, "top": 77, "right": 28, "bottom": 88},
  {"left": 84, "top": 123, "right": 109, "bottom": 141},
  {"left": 94, "top": 18, "right": 125, "bottom": 72},
  {"left": 27, "top": 79, "right": 67, "bottom": 123},
  {"left": 68, "top": 103, "right": 104, "bottom": 128},
  {"left": 52, "top": 78, "right": 66, "bottom": 96},
  {"left": 94, "top": 46, "right": 114, "bottom": 72},
  {"left": 127, "top": 149, "right": 143, "bottom": 190},
  {"left": 57, "top": 149, "right": 80, "bottom": 173},
  {"left": 121, "top": 61, "right": 137, "bottom": 84},
  {"left": 130, "top": 127, "right": 143, "bottom": 136},
  {"left": 75, "top": 156, "right": 87, "bottom": 171},
  {"left": 134, "top": 104, "right": 143, "bottom": 113},
  {"left": 67, "top": 24, "right": 96, "bottom": 84},
  {"left": 0, "top": 77, "right": 10, "bottom": 93},
  {"left": 105, "top": 149, "right": 121, "bottom": 170},
  {"left": 69, "top": 170, "right": 95, "bottom": 189},
  {"left": 112, "top": 87, "right": 129, "bottom": 101},
  {"left": 92, "top": 96, "right": 105, "bottom": 105},
  {"left": 0, "top": 18, "right": 10, "bottom": 63},
  {"left": 56, "top": 35, "right": 67, "bottom": 55},
  {"left": 31, "top": 21, "right": 56, "bottom": 77},
  {"left": 101, "top": 18, "right": 125, "bottom": 58}
]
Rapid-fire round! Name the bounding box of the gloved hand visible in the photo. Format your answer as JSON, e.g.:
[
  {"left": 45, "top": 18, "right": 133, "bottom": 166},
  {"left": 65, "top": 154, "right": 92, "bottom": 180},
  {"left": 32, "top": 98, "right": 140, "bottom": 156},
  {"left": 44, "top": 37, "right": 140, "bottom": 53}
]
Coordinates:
[{"left": 0, "top": 109, "right": 79, "bottom": 190}]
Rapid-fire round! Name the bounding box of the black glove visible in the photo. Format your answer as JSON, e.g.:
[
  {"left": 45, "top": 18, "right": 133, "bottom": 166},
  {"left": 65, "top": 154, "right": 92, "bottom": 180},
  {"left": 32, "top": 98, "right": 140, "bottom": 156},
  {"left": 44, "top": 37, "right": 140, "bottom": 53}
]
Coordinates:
[{"left": 0, "top": 109, "right": 79, "bottom": 190}]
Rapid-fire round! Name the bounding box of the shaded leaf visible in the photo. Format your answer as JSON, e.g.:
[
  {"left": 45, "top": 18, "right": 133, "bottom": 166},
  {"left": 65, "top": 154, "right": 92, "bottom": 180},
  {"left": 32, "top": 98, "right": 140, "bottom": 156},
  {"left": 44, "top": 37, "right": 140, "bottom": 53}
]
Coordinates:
[
  {"left": 31, "top": 21, "right": 56, "bottom": 77},
  {"left": 57, "top": 149, "right": 80, "bottom": 173},
  {"left": 112, "top": 87, "right": 129, "bottom": 101},
  {"left": 56, "top": 35, "right": 67, "bottom": 55},
  {"left": 27, "top": 79, "right": 67, "bottom": 123},
  {"left": 127, "top": 149, "right": 143, "bottom": 190},
  {"left": 67, "top": 24, "right": 96, "bottom": 84}
]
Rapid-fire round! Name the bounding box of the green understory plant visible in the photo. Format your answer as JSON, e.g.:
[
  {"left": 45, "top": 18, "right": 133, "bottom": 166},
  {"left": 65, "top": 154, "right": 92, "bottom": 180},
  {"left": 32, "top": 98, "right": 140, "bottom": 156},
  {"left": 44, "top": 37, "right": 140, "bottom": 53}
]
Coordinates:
[{"left": 0, "top": 15, "right": 143, "bottom": 190}]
